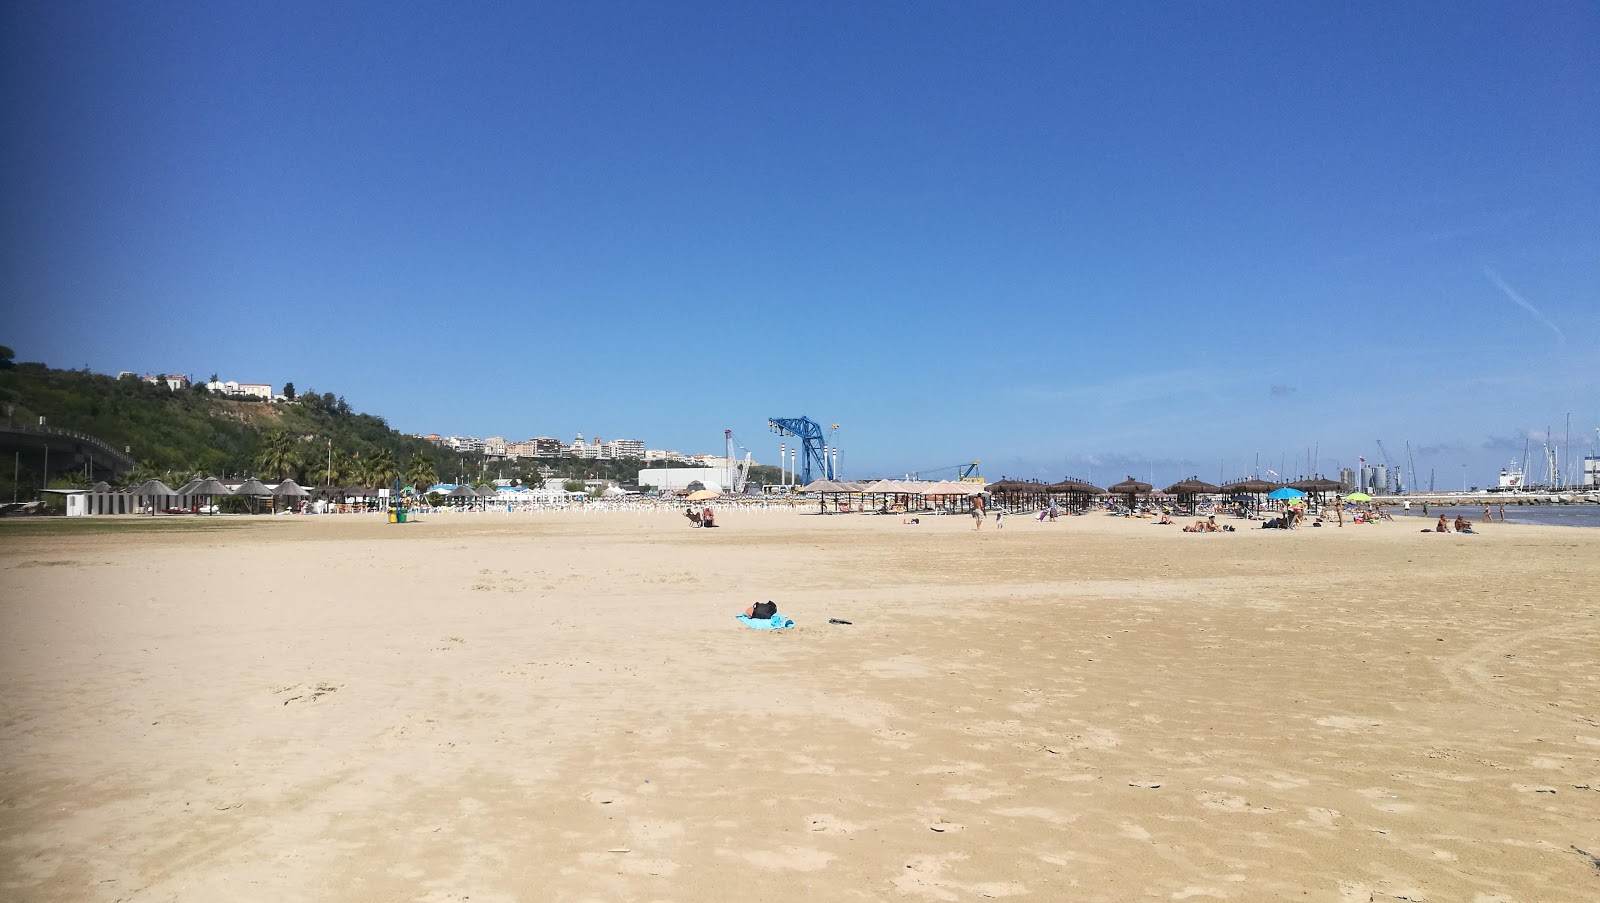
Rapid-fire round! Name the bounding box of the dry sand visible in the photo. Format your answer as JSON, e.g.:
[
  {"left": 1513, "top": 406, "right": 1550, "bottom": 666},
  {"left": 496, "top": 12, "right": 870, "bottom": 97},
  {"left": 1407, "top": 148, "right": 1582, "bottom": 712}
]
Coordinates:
[{"left": 1, "top": 509, "right": 1597, "bottom": 902}]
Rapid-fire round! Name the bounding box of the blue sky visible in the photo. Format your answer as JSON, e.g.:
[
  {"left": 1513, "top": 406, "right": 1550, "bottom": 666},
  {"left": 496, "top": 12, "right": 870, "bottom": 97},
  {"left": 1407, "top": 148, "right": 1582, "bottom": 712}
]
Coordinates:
[{"left": 4, "top": 2, "right": 1597, "bottom": 487}]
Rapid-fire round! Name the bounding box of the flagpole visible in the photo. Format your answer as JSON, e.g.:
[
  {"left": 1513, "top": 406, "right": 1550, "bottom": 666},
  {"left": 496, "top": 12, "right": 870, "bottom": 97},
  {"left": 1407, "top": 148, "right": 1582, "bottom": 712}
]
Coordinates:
[{"left": 327, "top": 439, "right": 332, "bottom": 486}]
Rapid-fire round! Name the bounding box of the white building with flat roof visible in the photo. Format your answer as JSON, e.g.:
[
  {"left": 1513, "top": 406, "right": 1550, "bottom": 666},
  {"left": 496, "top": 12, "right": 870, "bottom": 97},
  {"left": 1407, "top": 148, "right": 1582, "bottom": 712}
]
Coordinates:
[
  {"left": 637, "top": 467, "right": 727, "bottom": 493},
  {"left": 206, "top": 379, "right": 272, "bottom": 398}
]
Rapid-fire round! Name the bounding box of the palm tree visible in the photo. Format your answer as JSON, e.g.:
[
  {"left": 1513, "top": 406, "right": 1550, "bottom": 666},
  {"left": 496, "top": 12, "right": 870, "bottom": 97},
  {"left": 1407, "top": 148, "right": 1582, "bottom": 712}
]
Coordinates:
[
  {"left": 347, "top": 453, "right": 370, "bottom": 487},
  {"left": 406, "top": 453, "right": 437, "bottom": 492},
  {"left": 255, "top": 430, "right": 297, "bottom": 480},
  {"left": 366, "top": 447, "right": 400, "bottom": 489}
]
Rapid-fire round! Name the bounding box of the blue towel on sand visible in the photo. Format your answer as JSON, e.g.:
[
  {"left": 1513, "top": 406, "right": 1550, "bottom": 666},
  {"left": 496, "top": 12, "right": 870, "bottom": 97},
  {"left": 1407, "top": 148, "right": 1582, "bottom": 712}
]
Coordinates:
[{"left": 736, "top": 614, "right": 795, "bottom": 630}]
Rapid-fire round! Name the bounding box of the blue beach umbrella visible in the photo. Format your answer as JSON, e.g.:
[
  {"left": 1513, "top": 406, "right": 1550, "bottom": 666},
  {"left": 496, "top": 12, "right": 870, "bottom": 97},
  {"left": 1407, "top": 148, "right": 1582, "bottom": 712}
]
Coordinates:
[{"left": 1266, "top": 487, "right": 1308, "bottom": 500}]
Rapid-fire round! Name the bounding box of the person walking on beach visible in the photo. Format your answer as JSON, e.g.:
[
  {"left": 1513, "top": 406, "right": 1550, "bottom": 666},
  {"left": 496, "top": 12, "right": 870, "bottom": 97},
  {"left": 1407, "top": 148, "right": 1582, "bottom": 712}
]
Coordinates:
[
  {"left": 995, "top": 511, "right": 1004, "bottom": 529},
  {"left": 1498, "top": 504, "right": 1506, "bottom": 522},
  {"left": 971, "top": 496, "right": 986, "bottom": 531}
]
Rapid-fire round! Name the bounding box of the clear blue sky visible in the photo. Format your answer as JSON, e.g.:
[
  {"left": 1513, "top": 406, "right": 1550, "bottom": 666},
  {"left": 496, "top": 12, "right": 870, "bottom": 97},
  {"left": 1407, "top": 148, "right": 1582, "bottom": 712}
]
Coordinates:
[{"left": 4, "top": 2, "right": 1597, "bottom": 487}]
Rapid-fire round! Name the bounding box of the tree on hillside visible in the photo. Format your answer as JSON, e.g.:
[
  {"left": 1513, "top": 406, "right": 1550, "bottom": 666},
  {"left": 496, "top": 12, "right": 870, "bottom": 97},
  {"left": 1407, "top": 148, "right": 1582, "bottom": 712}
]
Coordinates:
[
  {"left": 366, "top": 447, "right": 399, "bottom": 488},
  {"left": 283, "top": 382, "right": 296, "bottom": 400},
  {"left": 406, "top": 453, "right": 437, "bottom": 491},
  {"left": 0, "top": 346, "right": 14, "bottom": 370},
  {"left": 255, "top": 430, "right": 298, "bottom": 480}
]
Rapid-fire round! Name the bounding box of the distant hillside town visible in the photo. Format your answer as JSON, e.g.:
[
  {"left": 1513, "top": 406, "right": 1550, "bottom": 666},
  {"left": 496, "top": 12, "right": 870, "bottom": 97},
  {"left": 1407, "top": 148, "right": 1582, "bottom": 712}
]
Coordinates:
[
  {"left": 112, "top": 369, "right": 741, "bottom": 465},
  {"left": 117, "top": 371, "right": 290, "bottom": 402},
  {"left": 415, "top": 432, "right": 754, "bottom": 469}
]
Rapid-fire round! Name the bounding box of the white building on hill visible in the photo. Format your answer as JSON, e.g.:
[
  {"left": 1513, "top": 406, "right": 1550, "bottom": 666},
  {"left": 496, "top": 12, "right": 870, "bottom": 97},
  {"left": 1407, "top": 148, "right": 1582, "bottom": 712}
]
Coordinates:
[{"left": 205, "top": 379, "right": 271, "bottom": 398}]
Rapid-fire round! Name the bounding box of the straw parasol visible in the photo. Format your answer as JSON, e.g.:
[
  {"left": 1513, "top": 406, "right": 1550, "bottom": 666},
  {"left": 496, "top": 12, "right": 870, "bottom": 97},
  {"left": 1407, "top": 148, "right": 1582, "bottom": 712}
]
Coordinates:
[
  {"left": 233, "top": 478, "right": 273, "bottom": 514},
  {"left": 272, "top": 479, "right": 309, "bottom": 497},
  {"left": 185, "top": 477, "right": 233, "bottom": 500},
  {"left": 127, "top": 479, "right": 178, "bottom": 516},
  {"left": 1164, "top": 478, "right": 1220, "bottom": 496},
  {"left": 1105, "top": 477, "right": 1153, "bottom": 512}
]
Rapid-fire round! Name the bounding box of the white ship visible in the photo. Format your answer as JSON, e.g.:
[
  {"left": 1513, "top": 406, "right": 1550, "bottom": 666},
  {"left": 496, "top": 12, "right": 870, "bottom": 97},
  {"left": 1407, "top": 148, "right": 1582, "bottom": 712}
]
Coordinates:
[{"left": 1497, "top": 461, "right": 1525, "bottom": 490}]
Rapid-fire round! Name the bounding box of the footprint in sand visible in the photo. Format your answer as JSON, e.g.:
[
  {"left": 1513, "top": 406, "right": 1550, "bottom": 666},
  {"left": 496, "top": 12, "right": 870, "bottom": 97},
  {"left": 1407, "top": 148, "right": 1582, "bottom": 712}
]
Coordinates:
[
  {"left": 804, "top": 814, "right": 861, "bottom": 834},
  {"left": 1301, "top": 807, "right": 1340, "bottom": 828}
]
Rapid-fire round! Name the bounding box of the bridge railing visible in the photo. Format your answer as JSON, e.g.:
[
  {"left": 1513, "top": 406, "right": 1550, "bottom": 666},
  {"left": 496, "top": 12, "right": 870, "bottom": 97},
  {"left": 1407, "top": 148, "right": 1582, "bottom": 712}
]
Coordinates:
[{"left": 2, "top": 423, "right": 136, "bottom": 468}]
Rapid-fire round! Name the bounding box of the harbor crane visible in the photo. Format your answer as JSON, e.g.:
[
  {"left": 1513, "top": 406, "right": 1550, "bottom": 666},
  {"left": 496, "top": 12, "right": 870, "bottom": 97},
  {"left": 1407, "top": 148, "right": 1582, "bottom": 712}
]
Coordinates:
[
  {"left": 767, "top": 416, "right": 835, "bottom": 485},
  {"left": 910, "top": 460, "right": 982, "bottom": 482}
]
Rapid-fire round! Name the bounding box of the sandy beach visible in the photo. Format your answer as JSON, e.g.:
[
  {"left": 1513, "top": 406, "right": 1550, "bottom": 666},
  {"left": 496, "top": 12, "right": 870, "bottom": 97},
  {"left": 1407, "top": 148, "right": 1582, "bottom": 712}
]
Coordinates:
[{"left": 1, "top": 510, "right": 1597, "bottom": 902}]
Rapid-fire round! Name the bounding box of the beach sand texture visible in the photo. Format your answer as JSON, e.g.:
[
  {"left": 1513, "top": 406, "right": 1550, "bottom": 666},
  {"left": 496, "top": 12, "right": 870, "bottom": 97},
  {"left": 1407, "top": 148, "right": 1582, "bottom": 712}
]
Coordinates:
[{"left": 2, "top": 511, "right": 1598, "bottom": 902}]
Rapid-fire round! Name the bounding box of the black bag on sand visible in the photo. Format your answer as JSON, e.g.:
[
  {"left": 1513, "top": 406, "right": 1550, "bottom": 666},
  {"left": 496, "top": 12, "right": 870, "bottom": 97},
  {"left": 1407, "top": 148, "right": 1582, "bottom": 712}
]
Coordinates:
[{"left": 751, "top": 601, "right": 778, "bottom": 619}]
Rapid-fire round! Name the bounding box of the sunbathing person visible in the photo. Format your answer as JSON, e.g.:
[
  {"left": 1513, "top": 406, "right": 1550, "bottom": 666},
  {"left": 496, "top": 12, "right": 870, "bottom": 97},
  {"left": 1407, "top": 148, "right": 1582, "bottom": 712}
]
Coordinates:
[
  {"left": 1435, "top": 514, "right": 1450, "bottom": 533},
  {"left": 685, "top": 506, "right": 702, "bottom": 527},
  {"left": 1454, "top": 515, "right": 1473, "bottom": 534}
]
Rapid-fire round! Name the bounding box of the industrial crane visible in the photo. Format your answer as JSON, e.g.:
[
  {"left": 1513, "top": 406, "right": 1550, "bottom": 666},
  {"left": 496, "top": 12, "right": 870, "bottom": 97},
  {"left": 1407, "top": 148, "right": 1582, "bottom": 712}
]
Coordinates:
[
  {"left": 767, "top": 417, "right": 835, "bottom": 484},
  {"left": 910, "top": 461, "right": 982, "bottom": 482}
]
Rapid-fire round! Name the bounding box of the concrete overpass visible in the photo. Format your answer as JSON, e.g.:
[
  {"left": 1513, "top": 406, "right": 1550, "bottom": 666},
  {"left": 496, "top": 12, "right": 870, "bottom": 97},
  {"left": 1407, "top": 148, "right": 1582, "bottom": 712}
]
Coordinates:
[{"left": 0, "top": 424, "right": 136, "bottom": 483}]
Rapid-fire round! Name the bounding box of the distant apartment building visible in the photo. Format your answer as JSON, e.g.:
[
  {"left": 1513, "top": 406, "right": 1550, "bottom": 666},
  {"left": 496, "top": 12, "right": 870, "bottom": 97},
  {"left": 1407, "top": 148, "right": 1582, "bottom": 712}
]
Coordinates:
[
  {"left": 569, "top": 434, "right": 610, "bottom": 460},
  {"left": 204, "top": 379, "right": 271, "bottom": 398},
  {"left": 645, "top": 449, "right": 693, "bottom": 465},
  {"left": 1338, "top": 467, "right": 1356, "bottom": 491},
  {"left": 532, "top": 437, "right": 565, "bottom": 457},
  {"left": 484, "top": 437, "right": 508, "bottom": 458},
  {"left": 442, "top": 436, "right": 486, "bottom": 453},
  {"left": 424, "top": 433, "right": 444, "bottom": 444},
  {"left": 608, "top": 438, "right": 645, "bottom": 459},
  {"left": 505, "top": 439, "right": 539, "bottom": 459}
]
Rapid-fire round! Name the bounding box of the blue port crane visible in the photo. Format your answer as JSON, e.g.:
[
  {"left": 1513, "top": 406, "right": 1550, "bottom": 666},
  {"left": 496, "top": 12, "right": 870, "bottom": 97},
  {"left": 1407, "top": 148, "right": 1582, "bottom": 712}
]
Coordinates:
[{"left": 768, "top": 416, "right": 834, "bottom": 484}]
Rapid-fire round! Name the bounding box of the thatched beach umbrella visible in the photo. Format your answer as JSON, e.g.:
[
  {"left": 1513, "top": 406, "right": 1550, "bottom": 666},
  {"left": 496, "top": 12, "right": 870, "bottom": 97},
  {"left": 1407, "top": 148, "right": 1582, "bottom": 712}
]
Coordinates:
[
  {"left": 1164, "top": 478, "right": 1220, "bottom": 511},
  {"left": 127, "top": 479, "right": 178, "bottom": 515},
  {"left": 1220, "top": 478, "right": 1279, "bottom": 494},
  {"left": 270, "top": 479, "right": 309, "bottom": 513},
  {"left": 233, "top": 478, "right": 273, "bottom": 514},
  {"left": 1106, "top": 477, "right": 1153, "bottom": 512},
  {"left": 1289, "top": 477, "right": 1343, "bottom": 503},
  {"left": 1164, "top": 478, "right": 1220, "bottom": 496},
  {"left": 184, "top": 478, "right": 233, "bottom": 515}
]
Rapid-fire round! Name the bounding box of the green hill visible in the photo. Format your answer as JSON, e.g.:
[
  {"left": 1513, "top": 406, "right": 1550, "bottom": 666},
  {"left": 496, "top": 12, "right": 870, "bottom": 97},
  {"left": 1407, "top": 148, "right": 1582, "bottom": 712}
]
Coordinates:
[{"left": 0, "top": 347, "right": 477, "bottom": 495}]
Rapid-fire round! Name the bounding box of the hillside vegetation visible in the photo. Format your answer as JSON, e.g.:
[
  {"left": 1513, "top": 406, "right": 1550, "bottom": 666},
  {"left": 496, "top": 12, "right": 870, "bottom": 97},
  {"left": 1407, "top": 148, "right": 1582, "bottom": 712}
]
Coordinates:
[{"left": 0, "top": 351, "right": 477, "bottom": 491}]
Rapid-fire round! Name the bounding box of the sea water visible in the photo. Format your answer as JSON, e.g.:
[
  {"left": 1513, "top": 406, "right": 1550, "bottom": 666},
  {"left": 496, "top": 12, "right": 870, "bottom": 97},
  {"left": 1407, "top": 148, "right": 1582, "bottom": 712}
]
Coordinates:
[{"left": 1398, "top": 505, "right": 1600, "bottom": 529}]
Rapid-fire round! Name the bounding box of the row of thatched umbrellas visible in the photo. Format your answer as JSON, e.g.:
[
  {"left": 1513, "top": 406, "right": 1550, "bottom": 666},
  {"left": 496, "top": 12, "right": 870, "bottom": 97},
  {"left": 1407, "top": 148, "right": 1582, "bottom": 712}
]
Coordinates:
[{"left": 985, "top": 475, "right": 1348, "bottom": 511}]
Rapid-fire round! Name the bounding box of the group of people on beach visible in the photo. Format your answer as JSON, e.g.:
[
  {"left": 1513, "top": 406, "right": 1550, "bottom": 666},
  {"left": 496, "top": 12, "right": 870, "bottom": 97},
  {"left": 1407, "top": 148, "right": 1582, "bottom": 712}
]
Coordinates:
[{"left": 1430, "top": 513, "right": 1476, "bottom": 534}]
